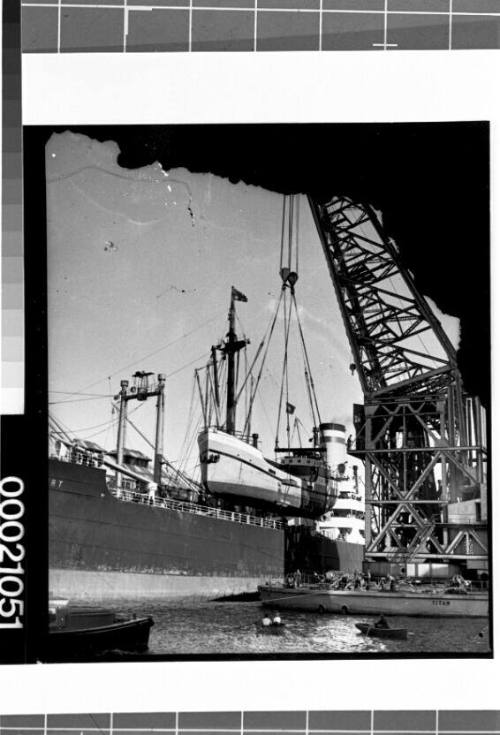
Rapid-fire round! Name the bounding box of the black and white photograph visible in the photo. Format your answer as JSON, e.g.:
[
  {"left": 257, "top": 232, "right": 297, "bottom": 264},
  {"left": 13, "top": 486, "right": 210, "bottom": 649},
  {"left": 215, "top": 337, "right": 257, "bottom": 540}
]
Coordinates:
[{"left": 20, "top": 122, "right": 491, "bottom": 661}]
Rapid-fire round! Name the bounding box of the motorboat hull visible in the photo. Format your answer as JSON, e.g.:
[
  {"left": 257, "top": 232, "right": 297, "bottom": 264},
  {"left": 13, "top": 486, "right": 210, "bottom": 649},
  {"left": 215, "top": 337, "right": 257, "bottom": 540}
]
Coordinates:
[
  {"left": 355, "top": 622, "right": 408, "bottom": 640},
  {"left": 48, "top": 606, "right": 154, "bottom": 659},
  {"left": 198, "top": 428, "right": 336, "bottom": 516}
]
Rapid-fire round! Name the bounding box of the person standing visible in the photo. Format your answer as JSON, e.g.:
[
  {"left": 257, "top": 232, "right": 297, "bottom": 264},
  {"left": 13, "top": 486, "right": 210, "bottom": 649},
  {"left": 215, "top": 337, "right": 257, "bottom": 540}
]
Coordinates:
[{"left": 147, "top": 481, "right": 158, "bottom": 505}]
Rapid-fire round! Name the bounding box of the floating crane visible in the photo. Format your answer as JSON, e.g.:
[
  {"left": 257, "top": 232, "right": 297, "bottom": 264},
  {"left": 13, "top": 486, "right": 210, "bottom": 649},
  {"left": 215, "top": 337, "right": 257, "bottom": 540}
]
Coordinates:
[{"left": 309, "top": 195, "right": 488, "bottom": 577}]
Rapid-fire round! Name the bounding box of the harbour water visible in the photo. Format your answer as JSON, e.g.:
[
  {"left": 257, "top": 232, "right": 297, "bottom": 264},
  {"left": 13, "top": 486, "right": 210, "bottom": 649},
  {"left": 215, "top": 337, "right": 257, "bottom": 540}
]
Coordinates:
[{"left": 88, "top": 599, "right": 491, "bottom": 656}]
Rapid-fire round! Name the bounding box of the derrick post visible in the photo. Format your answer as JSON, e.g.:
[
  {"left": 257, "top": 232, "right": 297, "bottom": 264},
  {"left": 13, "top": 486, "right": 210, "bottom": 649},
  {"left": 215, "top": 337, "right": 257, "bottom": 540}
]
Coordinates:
[
  {"left": 116, "top": 379, "right": 129, "bottom": 493},
  {"left": 154, "top": 373, "right": 166, "bottom": 485}
]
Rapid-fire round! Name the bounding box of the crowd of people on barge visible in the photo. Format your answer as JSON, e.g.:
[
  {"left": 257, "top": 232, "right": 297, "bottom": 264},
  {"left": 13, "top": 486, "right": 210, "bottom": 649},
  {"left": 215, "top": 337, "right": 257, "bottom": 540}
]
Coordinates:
[{"left": 285, "top": 569, "right": 474, "bottom": 592}]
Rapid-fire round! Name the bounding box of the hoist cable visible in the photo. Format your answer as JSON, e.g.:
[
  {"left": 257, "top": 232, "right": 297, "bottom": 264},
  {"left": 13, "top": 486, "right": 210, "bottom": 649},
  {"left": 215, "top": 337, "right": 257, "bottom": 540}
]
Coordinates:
[
  {"left": 275, "top": 288, "right": 294, "bottom": 450},
  {"left": 295, "top": 195, "right": 300, "bottom": 274},
  {"left": 242, "top": 290, "right": 284, "bottom": 438},
  {"left": 292, "top": 291, "right": 322, "bottom": 428},
  {"left": 279, "top": 195, "right": 287, "bottom": 272},
  {"left": 288, "top": 196, "right": 294, "bottom": 272}
]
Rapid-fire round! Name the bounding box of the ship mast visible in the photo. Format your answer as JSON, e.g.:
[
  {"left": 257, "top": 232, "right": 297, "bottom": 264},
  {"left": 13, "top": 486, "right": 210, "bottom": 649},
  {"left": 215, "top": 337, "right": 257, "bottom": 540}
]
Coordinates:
[{"left": 221, "top": 287, "right": 248, "bottom": 435}]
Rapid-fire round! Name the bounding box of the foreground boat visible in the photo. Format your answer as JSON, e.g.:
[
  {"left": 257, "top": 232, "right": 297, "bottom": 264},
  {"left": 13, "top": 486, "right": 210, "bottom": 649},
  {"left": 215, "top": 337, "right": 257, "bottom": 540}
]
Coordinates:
[
  {"left": 355, "top": 622, "right": 408, "bottom": 640},
  {"left": 259, "top": 585, "right": 488, "bottom": 618},
  {"left": 48, "top": 603, "right": 154, "bottom": 657},
  {"left": 255, "top": 621, "right": 286, "bottom": 635}
]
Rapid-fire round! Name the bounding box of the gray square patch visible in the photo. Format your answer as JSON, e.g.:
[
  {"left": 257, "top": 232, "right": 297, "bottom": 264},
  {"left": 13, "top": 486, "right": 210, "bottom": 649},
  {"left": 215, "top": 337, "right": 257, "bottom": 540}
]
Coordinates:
[
  {"left": 387, "top": 12, "right": 449, "bottom": 48},
  {"left": 192, "top": 10, "right": 255, "bottom": 49},
  {"left": 322, "top": 11, "right": 384, "bottom": 49},
  {"left": 60, "top": 7, "right": 123, "bottom": 51},
  {"left": 257, "top": 11, "right": 320, "bottom": 50},
  {"left": 127, "top": 9, "right": 190, "bottom": 51},
  {"left": 22, "top": 6, "right": 58, "bottom": 52},
  {"left": 452, "top": 14, "right": 500, "bottom": 48}
]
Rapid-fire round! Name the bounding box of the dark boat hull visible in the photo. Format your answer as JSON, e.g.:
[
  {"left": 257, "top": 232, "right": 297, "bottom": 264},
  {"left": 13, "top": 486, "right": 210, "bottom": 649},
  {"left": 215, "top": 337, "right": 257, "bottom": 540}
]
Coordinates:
[
  {"left": 48, "top": 616, "right": 154, "bottom": 658},
  {"left": 49, "top": 459, "right": 285, "bottom": 600},
  {"left": 255, "top": 623, "right": 286, "bottom": 635},
  {"left": 355, "top": 622, "right": 408, "bottom": 640}
]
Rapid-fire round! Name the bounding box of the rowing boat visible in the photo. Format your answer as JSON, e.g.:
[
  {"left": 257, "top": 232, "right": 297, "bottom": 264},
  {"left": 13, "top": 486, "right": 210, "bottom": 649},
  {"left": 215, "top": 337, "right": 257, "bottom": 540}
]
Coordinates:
[{"left": 355, "top": 622, "right": 407, "bottom": 640}]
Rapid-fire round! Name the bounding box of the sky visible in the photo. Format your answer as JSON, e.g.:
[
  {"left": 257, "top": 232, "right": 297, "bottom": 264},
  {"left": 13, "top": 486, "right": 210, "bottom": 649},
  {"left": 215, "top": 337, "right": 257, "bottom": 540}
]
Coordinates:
[{"left": 47, "top": 131, "right": 459, "bottom": 481}]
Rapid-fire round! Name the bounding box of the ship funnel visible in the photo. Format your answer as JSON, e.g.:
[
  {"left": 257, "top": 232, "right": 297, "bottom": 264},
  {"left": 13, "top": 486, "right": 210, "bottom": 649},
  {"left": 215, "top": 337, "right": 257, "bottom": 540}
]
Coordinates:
[{"left": 319, "top": 422, "right": 346, "bottom": 472}]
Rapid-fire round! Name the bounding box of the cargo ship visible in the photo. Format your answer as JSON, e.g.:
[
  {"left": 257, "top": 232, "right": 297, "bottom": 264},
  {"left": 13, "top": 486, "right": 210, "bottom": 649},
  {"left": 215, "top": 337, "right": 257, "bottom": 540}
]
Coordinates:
[
  {"left": 49, "top": 282, "right": 364, "bottom": 601},
  {"left": 49, "top": 445, "right": 285, "bottom": 600}
]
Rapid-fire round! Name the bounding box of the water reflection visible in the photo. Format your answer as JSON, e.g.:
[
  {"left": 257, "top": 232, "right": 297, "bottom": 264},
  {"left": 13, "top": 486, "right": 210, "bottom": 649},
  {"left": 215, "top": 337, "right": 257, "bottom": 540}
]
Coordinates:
[{"left": 94, "top": 600, "right": 490, "bottom": 656}]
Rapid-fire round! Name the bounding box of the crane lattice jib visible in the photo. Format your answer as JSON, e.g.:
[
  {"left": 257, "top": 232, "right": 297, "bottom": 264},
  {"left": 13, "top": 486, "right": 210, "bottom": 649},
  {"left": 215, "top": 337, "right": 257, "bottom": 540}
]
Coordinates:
[{"left": 308, "top": 195, "right": 460, "bottom": 400}]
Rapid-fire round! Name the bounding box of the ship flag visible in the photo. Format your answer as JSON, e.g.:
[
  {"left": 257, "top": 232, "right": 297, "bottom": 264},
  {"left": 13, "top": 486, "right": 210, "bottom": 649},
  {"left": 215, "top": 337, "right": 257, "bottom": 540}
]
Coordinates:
[
  {"left": 286, "top": 402, "right": 296, "bottom": 414},
  {"left": 231, "top": 286, "right": 248, "bottom": 303}
]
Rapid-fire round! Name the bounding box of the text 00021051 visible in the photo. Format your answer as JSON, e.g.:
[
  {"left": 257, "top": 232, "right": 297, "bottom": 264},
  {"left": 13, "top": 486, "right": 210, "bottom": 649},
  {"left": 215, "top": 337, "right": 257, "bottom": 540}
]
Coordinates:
[{"left": 0, "top": 477, "right": 25, "bottom": 629}]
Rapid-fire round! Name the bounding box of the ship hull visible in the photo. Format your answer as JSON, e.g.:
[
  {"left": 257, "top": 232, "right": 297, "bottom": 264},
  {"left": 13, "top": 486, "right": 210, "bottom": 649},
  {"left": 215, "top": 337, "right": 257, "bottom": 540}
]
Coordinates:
[
  {"left": 259, "top": 586, "right": 489, "bottom": 617},
  {"left": 49, "top": 569, "right": 271, "bottom": 600},
  {"left": 49, "top": 459, "right": 284, "bottom": 600},
  {"left": 286, "top": 526, "right": 364, "bottom": 574}
]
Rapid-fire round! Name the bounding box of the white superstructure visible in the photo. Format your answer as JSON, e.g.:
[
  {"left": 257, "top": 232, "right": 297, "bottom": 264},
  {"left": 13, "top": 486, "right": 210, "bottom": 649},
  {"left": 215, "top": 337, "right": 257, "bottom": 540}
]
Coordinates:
[{"left": 316, "top": 422, "right": 365, "bottom": 546}]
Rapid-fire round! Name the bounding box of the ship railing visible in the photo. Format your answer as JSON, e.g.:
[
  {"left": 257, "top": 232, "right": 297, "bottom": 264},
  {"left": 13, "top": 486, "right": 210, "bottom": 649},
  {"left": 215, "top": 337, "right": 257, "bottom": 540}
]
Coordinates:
[
  {"left": 111, "top": 487, "right": 285, "bottom": 530},
  {"left": 207, "top": 426, "right": 261, "bottom": 448},
  {"left": 51, "top": 450, "right": 104, "bottom": 468}
]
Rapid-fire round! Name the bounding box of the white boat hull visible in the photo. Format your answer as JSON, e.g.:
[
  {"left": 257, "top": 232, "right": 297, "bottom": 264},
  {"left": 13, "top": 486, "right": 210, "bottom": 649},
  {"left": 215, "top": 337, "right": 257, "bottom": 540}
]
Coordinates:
[
  {"left": 258, "top": 585, "right": 489, "bottom": 618},
  {"left": 199, "top": 428, "right": 336, "bottom": 516}
]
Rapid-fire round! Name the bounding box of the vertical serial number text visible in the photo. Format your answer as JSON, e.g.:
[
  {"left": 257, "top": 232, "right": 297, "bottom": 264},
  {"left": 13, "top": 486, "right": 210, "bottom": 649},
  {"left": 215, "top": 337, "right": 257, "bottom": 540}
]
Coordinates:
[{"left": 0, "top": 477, "right": 25, "bottom": 629}]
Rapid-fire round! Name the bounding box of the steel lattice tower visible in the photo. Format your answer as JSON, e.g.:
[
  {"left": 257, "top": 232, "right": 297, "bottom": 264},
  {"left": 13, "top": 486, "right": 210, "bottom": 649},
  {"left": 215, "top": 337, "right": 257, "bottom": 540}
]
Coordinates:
[{"left": 309, "top": 195, "right": 488, "bottom": 572}]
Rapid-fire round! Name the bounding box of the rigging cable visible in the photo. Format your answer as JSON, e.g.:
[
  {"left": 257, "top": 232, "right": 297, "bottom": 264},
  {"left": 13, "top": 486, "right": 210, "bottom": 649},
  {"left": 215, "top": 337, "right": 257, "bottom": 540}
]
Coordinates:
[
  {"left": 279, "top": 194, "right": 286, "bottom": 274},
  {"left": 236, "top": 318, "right": 273, "bottom": 404},
  {"left": 241, "top": 289, "right": 284, "bottom": 438},
  {"left": 65, "top": 310, "right": 225, "bottom": 399},
  {"left": 49, "top": 394, "right": 114, "bottom": 405},
  {"left": 125, "top": 414, "right": 199, "bottom": 491},
  {"left": 288, "top": 195, "right": 294, "bottom": 271},
  {"left": 295, "top": 195, "right": 300, "bottom": 274},
  {"left": 275, "top": 285, "right": 294, "bottom": 450},
  {"left": 292, "top": 291, "right": 322, "bottom": 428},
  {"left": 178, "top": 372, "right": 198, "bottom": 462}
]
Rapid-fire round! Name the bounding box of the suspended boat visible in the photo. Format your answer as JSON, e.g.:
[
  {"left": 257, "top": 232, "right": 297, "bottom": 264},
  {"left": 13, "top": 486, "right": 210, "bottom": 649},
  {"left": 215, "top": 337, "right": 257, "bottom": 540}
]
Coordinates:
[
  {"left": 198, "top": 227, "right": 339, "bottom": 519},
  {"left": 199, "top": 424, "right": 337, "bottom": 517}
]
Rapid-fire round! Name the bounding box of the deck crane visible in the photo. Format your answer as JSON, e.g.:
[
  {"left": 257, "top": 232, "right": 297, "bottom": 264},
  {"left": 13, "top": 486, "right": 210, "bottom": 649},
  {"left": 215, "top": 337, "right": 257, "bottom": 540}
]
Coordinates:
[{"left": 309, "top": 195, "right": 488, "bottom": 577}]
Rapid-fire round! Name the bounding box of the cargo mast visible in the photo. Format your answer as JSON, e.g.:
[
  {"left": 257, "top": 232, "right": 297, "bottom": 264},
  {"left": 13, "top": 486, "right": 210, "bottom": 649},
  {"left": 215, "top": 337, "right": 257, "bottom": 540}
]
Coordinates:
[
  {"left": 309, "top": 195, "right": 488, "bottom": 576},
  {"left": 115, "top": 371, "right": 166, "bottom": 490},
  {"left": 219, "top": 287, "right": 248, "bottom": 435}
]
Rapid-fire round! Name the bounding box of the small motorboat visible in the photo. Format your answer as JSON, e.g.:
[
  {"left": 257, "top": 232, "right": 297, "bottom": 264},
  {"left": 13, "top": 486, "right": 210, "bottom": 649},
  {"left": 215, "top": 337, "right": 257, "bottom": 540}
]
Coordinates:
[
  {"left": 355, "top": 622, "right": 408, "bottom": 640},
  {"left": 48, "top": 601, "right": 154, "bottom": 658}
]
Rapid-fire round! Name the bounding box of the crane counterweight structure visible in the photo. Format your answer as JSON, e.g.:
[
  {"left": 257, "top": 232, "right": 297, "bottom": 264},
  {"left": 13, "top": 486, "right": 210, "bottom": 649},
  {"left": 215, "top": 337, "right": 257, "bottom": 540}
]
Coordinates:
[{"left": 309, "top": 194, "right": 488, "bottom": 576}]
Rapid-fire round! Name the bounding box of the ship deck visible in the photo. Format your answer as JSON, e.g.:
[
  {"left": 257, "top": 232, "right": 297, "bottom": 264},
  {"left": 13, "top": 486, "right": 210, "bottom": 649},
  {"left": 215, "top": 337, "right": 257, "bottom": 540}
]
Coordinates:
[{"left": 111, "top": 487, "right": 285, "bottom": 530}]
